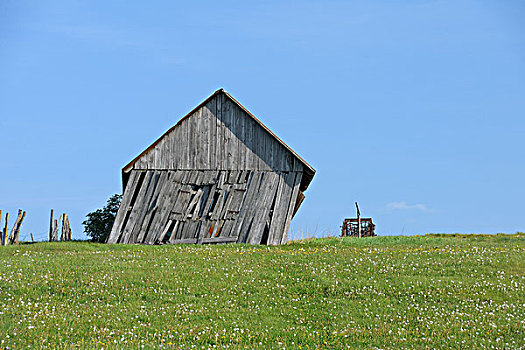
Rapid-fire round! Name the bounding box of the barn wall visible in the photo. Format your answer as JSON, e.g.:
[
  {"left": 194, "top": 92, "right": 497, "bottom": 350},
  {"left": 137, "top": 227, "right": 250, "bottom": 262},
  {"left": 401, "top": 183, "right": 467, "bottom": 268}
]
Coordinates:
[
  {"left": 130, "top": 93, "right": 305, "bottom": 174},
  {"left": 107, "top": 169, "right": 302, "bottom": 245}
]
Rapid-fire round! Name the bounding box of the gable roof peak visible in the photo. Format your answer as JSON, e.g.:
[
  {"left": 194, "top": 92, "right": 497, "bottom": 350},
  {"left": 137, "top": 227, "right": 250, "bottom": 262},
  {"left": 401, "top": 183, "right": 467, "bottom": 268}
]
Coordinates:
[{"left": 123, "top": 89, "right": 316, "bottom": 181}]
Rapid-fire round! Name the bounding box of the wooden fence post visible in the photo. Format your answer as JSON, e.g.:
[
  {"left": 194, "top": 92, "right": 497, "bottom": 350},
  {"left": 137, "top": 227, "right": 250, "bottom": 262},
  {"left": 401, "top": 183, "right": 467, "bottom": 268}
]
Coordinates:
[
  {"left": 49, "top": 209, "right": 54, "bottom": 242},
  {"left": 355, "top": 202, "right": 361, "bottom": 238},
  {"left": 13, "top": 211, "right": 26, "bottom": 244},
  {"left": 65, "top": 215, "right": 72, "bottom": 241},
  {"left": 3, "top": 213, "right": 9, "bottom": 246},
  {"left": 61, "top": 213, "right": 67, "bottom": 241},
  {"left": 8, "top": 210, "right": 22, "bottom": 245}
]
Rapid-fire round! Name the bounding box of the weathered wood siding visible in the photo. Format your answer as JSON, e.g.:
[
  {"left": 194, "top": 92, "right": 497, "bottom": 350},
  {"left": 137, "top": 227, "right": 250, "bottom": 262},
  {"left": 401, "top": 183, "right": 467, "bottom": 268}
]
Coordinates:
[
  {"left": 129, "top": 93, "right": 305, "bottom": 175},
  {"left": 108, "top": 90, "right": 315, "bottom": 245},
  {"left": 108, "top": 169, "right": 302, "bottom": 245}
]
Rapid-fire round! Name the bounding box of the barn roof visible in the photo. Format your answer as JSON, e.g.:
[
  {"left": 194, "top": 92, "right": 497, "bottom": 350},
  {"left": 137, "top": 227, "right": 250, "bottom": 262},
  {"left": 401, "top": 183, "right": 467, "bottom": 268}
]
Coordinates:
[{"left": 122, "top": 89, "right": 316, "bottom": 190}]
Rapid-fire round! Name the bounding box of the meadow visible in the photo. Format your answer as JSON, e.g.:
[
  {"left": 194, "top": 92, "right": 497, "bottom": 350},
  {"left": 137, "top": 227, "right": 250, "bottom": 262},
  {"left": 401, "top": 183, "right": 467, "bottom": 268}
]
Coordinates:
[{"left": 0, "top": 234, "right": 524, "bottom": 349}]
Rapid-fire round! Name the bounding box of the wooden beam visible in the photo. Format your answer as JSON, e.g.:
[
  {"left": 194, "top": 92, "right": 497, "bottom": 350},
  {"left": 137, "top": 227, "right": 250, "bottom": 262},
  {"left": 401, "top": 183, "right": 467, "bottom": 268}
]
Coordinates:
[
  {"left": 169, "top": 238, "right": 198, "bottom": 244},
  {"left": 2, "top": 212, "right": 7, "bottom": 246},
  {"left": 280, "top": 172, "right": 302, "bottom": 244},
  {"left": 13, "top": 210, "right": 26, "bottom": 244},
  {"left": 61, "top": 213, "right": 67, "bottom": 241},
  {"left": 8, "top": 210, "right": 22, "bottom": 245},
  {"left": 356, "top": 202, "right": 361, "bottom": 238},
  {"left": 49, "top": 209, "right": 54, "bottom": 242},
  {"left": 201, "top": 236, "right": 238, "bottom": 244}
]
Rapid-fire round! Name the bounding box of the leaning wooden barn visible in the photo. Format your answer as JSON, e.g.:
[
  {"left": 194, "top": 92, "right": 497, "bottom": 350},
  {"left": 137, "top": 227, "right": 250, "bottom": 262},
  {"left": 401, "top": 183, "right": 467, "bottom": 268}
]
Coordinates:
[{"left": 107, "top": 89, "right": 315, "bottom": 245}]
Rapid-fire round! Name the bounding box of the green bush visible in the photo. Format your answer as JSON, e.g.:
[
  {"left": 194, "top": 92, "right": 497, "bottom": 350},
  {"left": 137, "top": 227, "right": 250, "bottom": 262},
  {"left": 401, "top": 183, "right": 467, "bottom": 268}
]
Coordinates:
[{"left": 82, "top": 194, "right": 122, "bottom": 242}]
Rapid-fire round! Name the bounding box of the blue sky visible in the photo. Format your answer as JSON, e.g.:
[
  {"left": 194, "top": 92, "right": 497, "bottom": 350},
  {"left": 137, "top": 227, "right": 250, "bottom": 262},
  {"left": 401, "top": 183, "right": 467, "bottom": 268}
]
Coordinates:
[{"left": 1, "top": 0, "right": 524, "bottom": 240}]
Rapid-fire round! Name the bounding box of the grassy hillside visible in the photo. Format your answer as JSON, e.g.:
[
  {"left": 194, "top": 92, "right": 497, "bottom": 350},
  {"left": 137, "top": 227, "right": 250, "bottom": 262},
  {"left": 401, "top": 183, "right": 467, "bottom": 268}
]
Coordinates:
[{"left": 0, "top": 235, "right": 524, "bottom": 349}]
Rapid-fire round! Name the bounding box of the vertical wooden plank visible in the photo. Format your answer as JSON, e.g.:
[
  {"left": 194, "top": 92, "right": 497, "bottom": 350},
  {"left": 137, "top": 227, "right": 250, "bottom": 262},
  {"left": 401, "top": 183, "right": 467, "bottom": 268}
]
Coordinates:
[
  {"left": 171, "top": 128, "right": 179, "bottom": 169},
  {"left": 221, "top": 98, "right": 231, "bottom": 169},
  {"left": 132, "top": 171, "right": 163, "bottom": 243},
  {"left": 159, "top": 139, "right": 165, "bottom": 169},
  {"left": 49, "top": 209, "right": 54, "bottom": 242},
  {"left": 179, "top": 120, "right": 185, "bottom": 169},
  {"left": 230, "top": 100, "right": 238, "bottom": 170},
  {"left": 234, "top": 171, "right": 263, "bottom": 243},
  {"left": 164, "top": 135, "right": 170, "bottom": 168},
  {"left": 207, "top": 98, "right": 217, "bottom": 169},
  {"left": 273, "top": 151, "right": 279, "bottom": 172},
  {"left": 164, "top": 171, "right": 190, "bottom": 237},
  {"left": 156, "top": 220, "right": 173, "bottom": 243},
  {"left": 216, "top": 93, "right": 223, "bottom": 171},
  {"left": 263, "top": 135, "right": 270, "bottom": 170},
  {"left": 196, "top": 219, "right": 209, "bottom": 244},
  {"left": 266, "top": 171, "right": 294, "bottom": 245},
  {"left": 147, "top": 151, "right": 153, "bottom": 168},
  {"left": 254, "top": 124, "right": 264, "bottom": 170},
  {"left": 275, "top": 144, "right": 284, "bottom": 172},
  {"left": 180, "top": 120, "right": 188, "bottom": 169},
  {"left": 280, "top": 172, "right": 303, "bottom": 244},
  {"left": 244, "top": 114, "right": 254, "bottom": 170},
  {"left": 251, "top": 119, "right": 260, "bottom": 170},
  {"left": 257, "top": 130, "right": 266, "bottom": 170},
  {"left": 180, "top": 220, "right": 197, "bottom": 239},
  {"left": 120, "top": 171, "right": 155, "bottom": 243},
  {"left": 236, "top": 104, "right": 246, "bottom": 170},
  {"left": 108, "top": 171, "right": 140, "bottom": 243},
  {"left": 201, "top": 103, "right": 209, "bottom": 169},
  {"left": 267, "top": 172, "right": 286, "bottom": 245},
  {"left": 144, "top": 157, "right": 149, "bottom": 170},
  {"left": 293, "top": 157, "right": 304, "bottom": 172},
  {"left": 150, "top": 171, "right": 182, "bottom": 240},
  {"left": 141, "top": 172, "right": 171, "bottom": 244},
  {"left": 154, "top": 144, "right": 160, "bottom": 168},
  {"left": 188, "top": 112, "right": 197, "bottom": 169},
  {"left": 165, "top": 131, "right": 171, "bottom": 169},
  {"left": 194, "top": 108, "right": 201, "bottom": 169},
  {"left": 257, "top": 123, "right": 266, "bottom": 170},
  {"left": 168, "top": 221, "right": 181, "bottom": 243},
  {"left": 250, "top": 118, "right": 258, "bottom": 170},
  {"left": 184, "top": 117, "right": 193, "bottom": 170},
  {"left": 247, "top": 172, "right": 280, "bottom": 244},
  {"left": 175, "top": 128, "right": 181, "bottom": 169}
]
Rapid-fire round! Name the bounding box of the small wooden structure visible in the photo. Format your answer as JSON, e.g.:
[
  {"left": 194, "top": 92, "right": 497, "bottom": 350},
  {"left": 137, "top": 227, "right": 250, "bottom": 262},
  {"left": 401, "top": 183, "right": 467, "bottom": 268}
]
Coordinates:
[
  {"left": 341, "top": 202, "right": 376, "bottom": 237},
  {"left": 107, "top": 89, "right": 315, "bottom": 245},
  {"left": 341, "top": 218, "right": 376, "bottom": 237}
]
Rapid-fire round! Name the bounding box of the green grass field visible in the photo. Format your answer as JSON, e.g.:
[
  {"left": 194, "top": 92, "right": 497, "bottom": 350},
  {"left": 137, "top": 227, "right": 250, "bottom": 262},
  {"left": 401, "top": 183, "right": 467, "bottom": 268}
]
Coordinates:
[{"left": 0, "top": 234, "right": 524, "bottom": 349}]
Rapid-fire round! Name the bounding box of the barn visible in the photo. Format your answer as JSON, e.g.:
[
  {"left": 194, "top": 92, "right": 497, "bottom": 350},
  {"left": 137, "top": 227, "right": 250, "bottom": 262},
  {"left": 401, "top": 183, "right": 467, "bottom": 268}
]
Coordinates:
[{"left": 107, "top": 89, "right": 315, "bottom": 245}]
